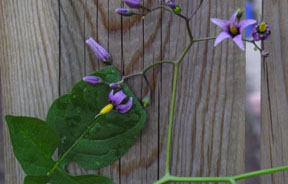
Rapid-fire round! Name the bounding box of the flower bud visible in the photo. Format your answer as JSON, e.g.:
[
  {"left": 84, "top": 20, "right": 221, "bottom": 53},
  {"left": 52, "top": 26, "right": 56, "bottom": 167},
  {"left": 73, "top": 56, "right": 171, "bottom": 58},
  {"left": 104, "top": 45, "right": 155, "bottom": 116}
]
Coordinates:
[
  {"left": 109, "top": 81, "right": 123, "bottom": 89},
  {"left": 142, "top": 95, "right": 151, "bottom": 107},
  {"left": 261, "top": 50, "right": 269, "bottom": 58},
  {"left": 164, "top": 0, "right": 176, "bottom": 9},
  {"left": 173, "top": 5, "right": 182, "bottom": 14},
  {"left": 115, "top": 8, "right": 135, "bottom": 16},
  {"left": 123, "top": 0, "right": 141, "bottom": 9},
  {"left": 83, "top": 76, "right": 102, "bottom": 85},
  {"left": 236, "top": 8, "right": 244, "bottom": 20},
  {"left": 86, "top": 38, "right": 111, "bottom": 63}
]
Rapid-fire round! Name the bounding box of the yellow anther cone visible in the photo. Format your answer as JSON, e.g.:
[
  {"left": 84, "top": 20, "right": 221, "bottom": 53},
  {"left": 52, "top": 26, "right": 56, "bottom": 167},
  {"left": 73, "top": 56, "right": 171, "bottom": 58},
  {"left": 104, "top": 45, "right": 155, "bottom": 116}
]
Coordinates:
[{"left": 100, "top": 104, "right": 113, "bottom": 115}]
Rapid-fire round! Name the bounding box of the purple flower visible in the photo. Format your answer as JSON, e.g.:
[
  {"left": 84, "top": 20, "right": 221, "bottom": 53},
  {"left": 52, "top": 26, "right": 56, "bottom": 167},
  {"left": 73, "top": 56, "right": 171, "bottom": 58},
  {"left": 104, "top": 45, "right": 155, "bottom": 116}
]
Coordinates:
[
  {"left": 261, "top": 50, "right": 270, "bottom": 58},
  {"left": 109, "top": 81, "right": 123, "bottom": 89},
  {"left": 164, "top": 0, "right": 176, "bottom": 9},
  {"left": 211, "top": 11, "right": 256, "bottom": 51},
  {"left": 115, "top": 8, "right": 134, "bottom": 16},
  {"left": 108, "top": 90, "right": 133, "bottom": 113},
  {"left": 252, "top": 22, "right": 271, "bottom": 41},
  {"left": 83, "top": 76, "right": 102, "bottom": 85},
  {"left": 86, "top": 38, "right": 111, "bottom": 63},
  {"left": 123, "top": 0, "right": 141, "bottom": 9}
]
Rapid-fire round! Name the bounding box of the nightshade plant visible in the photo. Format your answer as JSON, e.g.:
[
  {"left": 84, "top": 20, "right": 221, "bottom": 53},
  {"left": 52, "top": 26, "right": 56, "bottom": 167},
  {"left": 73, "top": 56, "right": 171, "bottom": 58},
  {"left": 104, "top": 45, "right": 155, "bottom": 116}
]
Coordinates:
[{"left": 5, "top": 1, "right": 288, "bottom": 184}]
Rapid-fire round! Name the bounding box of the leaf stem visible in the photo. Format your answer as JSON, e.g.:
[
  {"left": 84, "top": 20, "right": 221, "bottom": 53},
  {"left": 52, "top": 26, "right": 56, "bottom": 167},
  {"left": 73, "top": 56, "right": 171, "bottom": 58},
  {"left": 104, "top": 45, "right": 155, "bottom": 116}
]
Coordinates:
[{"left": 47, "top": 113, "right": 102, "bottom": 177}]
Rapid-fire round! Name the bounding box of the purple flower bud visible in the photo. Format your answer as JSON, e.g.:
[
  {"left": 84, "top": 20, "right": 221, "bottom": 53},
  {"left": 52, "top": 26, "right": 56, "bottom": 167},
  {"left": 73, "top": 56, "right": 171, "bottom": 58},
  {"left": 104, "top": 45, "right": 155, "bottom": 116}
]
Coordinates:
[
  {"left": 115, "top": 8, "right": 134, "bottom": 16},
  {"left": 109, "top": 81, "right": 123, "bottom": 89},
  {"left": 123, "top": 0, "right": 141, "bottom": 9},
  {"left": 164, "top": 0, "right": 177, "bottom": 9},
  {"left": 83, "top": 76, "right": 102, "bottom": 85},
  {"left": 86, "top": 38, "right": 111, "bottom": 63},
  {"left": 261, "top": 50, "right": 270, "bottom": 58}
]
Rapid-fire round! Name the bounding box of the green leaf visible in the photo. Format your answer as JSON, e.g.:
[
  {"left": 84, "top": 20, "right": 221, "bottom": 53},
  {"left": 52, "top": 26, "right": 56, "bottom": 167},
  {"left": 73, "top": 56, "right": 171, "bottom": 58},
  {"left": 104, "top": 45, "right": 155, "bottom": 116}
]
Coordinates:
[
  {"left": 47, "top": 66, "right": 146, "bottom": 169},
  {"left": 24, "top": 176, "right": 49, "bottom": 184},
  {"left": 5, "top": 116, "right": 58, "bottom": 176},
  {"left": 50, "top": 168, "right": 114, "bottom": 184}
]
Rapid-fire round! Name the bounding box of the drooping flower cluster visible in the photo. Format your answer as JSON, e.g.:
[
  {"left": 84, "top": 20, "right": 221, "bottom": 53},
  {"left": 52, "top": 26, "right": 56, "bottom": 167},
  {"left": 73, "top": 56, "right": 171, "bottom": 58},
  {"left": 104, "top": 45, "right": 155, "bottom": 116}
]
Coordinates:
[
  {"left": 211, "top": 11, "right": 256, "bottom": 51},
  {"left": 84, "top": 36, "right": 133, "bottom": 114}
]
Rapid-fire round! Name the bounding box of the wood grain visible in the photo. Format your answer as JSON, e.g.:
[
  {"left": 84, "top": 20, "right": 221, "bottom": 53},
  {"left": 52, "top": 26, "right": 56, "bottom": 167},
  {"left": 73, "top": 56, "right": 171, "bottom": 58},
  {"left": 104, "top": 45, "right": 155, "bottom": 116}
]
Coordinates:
[
  {"left": 160, "top": 0, "right": 245, "bottom": 182},
  {"left": 261, "top": 0, "right": 288, "bottom": 183},
  {"left": 1, "top": 0, "right": 247, "bottom": 183},
  {"left": 0, "top": 0, "right": 59, "bottom": 183}
]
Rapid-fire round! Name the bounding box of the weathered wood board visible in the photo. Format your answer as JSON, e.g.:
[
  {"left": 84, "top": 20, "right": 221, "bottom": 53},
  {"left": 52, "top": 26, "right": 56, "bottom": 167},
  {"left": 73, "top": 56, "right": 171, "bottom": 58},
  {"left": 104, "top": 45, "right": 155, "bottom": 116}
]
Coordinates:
[
  {"left": 1, "top": 0, "right": 248, "bottom": 183},
  {"left": 261, "top": 0, "right": 288, "bottom": 184}
]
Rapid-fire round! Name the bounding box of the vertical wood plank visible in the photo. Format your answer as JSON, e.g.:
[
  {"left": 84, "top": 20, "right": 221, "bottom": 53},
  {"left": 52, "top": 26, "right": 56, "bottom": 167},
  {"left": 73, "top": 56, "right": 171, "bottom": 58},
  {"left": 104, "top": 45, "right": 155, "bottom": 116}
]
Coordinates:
[
  {"left": 59, "top": 0, "right": 85, "bottom": 95},
  {"left": 59, "top": 0, "right": 87, "bottom": 175},
  {"left": 261, "top": 0, "right": 288, "bottom": 183},
  {"left": 160, "top": 0, "right": 245, "bottom": 181},
  {"left": 120, "top": 2, "right": 144, "bottom": 184},
  {"left": 119, "top": 0, "right": 161, "bottom": 183},
  {"left": 1, "top": 1, "right": 247, "bottom": 183},
  {"left": 0, "top": 0, "right": 59, "bottom": 183}
]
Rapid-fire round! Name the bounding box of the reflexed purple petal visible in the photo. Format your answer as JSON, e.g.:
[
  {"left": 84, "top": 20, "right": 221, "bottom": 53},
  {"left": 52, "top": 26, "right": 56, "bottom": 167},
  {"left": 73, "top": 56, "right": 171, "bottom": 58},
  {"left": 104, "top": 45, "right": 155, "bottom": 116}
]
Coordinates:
[
  {"left": 232, "top": 35, "right": 245, "bottom": 51},
  {"left": 214, "top": 32, "right": 231, "bottom": 47},
  {"left": 109, "top": 90, "right": 127, "bottom": 105},
  {"left": 123, "top": 0, "right": 141, "bottom": 9},
  {"left": 109, "top": 90, "right": 115, "bottom": 102},
  {"left": 82, "top": 76, "right": 101, "bottom": 85},
  {"left": 117, "top": 97, "right": 133, "bottom": 113},
  {"left": 210, "top": 18, "right": 229, "bottom": 30},
  {"left": 239, "top": 19, "right": 257, "bottom": 32},
  {"left": 86, "top": 38, "right": 110, "bottom": 62},
  {"left": 229, "top": 11, "right": 238, "bottom": 24}
]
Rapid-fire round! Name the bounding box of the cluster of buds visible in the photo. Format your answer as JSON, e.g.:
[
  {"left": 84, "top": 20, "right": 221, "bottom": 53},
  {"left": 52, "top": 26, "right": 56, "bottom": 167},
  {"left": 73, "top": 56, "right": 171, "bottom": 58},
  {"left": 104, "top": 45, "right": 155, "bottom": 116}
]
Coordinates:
[{"left": 84, "top": 37, "right": 152, "bottom": 114}]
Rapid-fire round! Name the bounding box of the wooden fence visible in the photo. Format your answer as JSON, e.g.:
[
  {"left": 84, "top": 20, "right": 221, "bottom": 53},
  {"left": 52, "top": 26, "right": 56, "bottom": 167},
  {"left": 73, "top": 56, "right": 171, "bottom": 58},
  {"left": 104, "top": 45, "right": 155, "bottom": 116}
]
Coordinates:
[{"left": 0, "top": 0, "right": 287, "bottom": 183}]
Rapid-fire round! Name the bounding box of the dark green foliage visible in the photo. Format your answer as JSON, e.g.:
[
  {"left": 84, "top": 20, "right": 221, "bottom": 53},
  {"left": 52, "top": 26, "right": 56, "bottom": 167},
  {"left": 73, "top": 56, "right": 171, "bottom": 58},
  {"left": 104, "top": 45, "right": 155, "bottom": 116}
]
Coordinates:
[
  {"left": 50, "top": 169, "right": 114, "bottom": 184},
  {"left": 24, "top": 176, "right": 49, "bottom": 184},
  {"left": 46, "top": 66, "right": 146, "bottom": 169},
  {"left": 5, "top": 116, "right": 58, "bottom": 176},
  {"left": 5, "top": 66, "right": 146, "bottom": 183}
]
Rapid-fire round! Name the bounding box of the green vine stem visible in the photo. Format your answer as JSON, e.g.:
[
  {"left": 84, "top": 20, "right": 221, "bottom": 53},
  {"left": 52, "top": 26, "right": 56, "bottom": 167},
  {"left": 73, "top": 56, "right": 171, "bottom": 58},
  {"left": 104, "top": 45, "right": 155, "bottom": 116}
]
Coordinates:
[
  {"left": 119, "top": 6, "right": 288, "bottom": 184},
  {"left": 165, "top": 63, "right": 178, "bottom": 175},
  {"left": 154, "top": 165, "right": 288, "bottom": 184}
]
